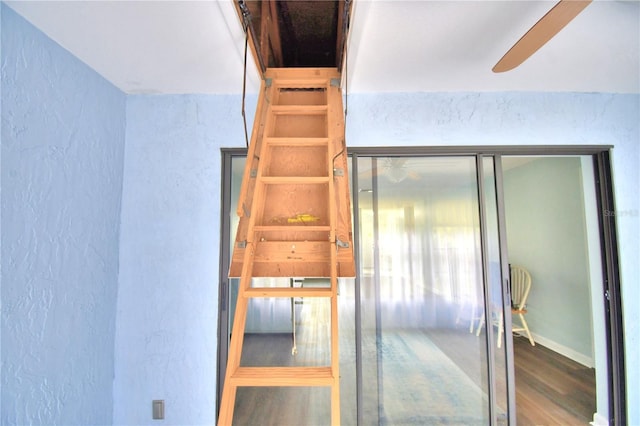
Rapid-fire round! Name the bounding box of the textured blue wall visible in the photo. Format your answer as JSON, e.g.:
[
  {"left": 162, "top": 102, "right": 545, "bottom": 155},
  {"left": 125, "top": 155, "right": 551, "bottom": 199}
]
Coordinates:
[
  {"left": 1, "top": 5, "right": 126, "bottom": 424},
  {"left": 0, "top": 4, "right": 3, "bottom": 415},
  {"left": 113, "top": 94, "right": 253, "bottom": 425}
]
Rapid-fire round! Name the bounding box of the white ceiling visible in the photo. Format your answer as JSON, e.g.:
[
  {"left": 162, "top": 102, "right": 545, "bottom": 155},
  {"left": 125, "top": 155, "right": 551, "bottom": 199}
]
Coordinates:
[{"left": 6, "top": 0, "right": 640, "bottom": 95}]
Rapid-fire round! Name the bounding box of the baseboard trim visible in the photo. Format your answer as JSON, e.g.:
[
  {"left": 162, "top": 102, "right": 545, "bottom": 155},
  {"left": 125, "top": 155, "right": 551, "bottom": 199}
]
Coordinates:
[
  {"left": 590, "top": 412, "right": 609, "bottom": 426},
  {"left": 526, "top": 332, "right": 594, "bottom": 368}
]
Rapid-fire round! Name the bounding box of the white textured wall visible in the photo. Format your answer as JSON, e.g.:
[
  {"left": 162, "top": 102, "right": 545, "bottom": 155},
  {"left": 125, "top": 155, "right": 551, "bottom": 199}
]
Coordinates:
[{"left": 1, "top": 5, "right": 126, "bottom": 424}]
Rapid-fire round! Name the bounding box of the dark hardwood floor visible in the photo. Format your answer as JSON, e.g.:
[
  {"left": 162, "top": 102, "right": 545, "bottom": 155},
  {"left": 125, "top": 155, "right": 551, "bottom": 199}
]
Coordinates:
[
  {"left": 428, "top": 330, "right": 597, "bottom": 425},
  {"left": 512, "top": 335, "right": 596, "bottom": 425},
  {"left": 231, "top": 330, "right": 596, "bottom": 425}
]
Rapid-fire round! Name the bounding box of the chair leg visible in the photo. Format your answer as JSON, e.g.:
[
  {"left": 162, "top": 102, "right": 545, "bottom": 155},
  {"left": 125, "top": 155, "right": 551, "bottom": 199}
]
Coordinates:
[
  {"left": 519, "top": 313, "right": 535, "bottom": 346},
  {"left": 475, "top": 312, "right": 485, "bottom": 337},
  {"left": 466, "top": 303, "right": 476, "bottom": 333}
]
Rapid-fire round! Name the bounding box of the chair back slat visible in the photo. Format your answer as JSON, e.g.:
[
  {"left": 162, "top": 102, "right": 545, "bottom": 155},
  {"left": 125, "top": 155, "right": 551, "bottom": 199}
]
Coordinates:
[{"left": 510, "top": 265, "right": 532, "bottom": 310}]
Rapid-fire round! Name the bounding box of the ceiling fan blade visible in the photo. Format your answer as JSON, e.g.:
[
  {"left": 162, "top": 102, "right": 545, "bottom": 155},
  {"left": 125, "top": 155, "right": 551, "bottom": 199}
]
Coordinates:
[{"left": 492, "top": 0, "right": 592, "bottom": 73}]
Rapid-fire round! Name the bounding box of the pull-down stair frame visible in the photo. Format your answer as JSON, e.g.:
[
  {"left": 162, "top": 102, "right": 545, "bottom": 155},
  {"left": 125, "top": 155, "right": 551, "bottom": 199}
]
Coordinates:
[{"left": 218, "top": 68, "right": 354, "bottom": 425}]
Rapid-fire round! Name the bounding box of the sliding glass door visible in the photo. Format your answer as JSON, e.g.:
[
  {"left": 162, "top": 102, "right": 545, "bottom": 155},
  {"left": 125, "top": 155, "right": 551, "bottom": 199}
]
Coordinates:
[
  {"left": 219, "top": 147, "right": 622, "bottom": 425},
  {"left": 354, "top": 155, "right": 510, "bottom": 425}
]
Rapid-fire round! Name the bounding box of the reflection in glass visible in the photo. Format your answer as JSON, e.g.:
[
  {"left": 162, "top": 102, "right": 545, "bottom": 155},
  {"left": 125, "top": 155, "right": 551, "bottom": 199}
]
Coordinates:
[{"left": 357, "top": 156, "right": 497, "bottom": 425}]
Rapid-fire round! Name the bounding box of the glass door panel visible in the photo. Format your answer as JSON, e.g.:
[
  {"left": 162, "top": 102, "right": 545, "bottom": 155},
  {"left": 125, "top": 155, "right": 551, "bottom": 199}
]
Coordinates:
[
  {"left": 501, "top": 155, "right": 605, "bottom": 423},
  {"left": 356, "top": 156, "right": 505, "bottom": 425},
  {"left": 479, "top": 156, "right": 511, "bottom": 424}
]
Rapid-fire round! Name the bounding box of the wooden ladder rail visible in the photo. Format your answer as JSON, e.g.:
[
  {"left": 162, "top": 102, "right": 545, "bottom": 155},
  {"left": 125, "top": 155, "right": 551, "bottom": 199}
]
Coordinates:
[{"left": 219, "top": 68, "right": 348, "bottom": 425}]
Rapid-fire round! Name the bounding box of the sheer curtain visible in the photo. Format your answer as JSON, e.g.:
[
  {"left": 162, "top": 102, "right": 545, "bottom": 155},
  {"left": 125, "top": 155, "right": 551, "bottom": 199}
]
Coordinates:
[{"left": 372, "top": 161, "right": 483, "bottom": 330}]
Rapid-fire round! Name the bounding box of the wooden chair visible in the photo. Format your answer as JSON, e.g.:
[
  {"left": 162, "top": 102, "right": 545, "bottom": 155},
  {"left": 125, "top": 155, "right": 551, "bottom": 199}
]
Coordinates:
[
  {"left": 477, "top": 265, "right": 535, "bottom": 347},
  {"left": 503, "top": 265, "right": 535, "bottom": 346}
]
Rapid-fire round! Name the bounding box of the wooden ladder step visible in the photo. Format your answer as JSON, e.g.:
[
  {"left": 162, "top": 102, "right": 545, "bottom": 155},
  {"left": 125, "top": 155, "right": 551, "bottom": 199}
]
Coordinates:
[
  {"left": 253, "top": 225, "right": 331, "bottom": 232},
  {"left": 270, "top": 105, "right": 328, "bottom": 114},
  {"left": 230, "top": 366, "right": 334, "bottom": 387},
  {"left": 244, "top": 287, "right": 333, "bottom": 298},
  {"left": 251, "top": 241, "right": 332, "bottom": 262},
  {"left": 271, "top": 78, "right": 332, "bottom": 88},
  {"left": 264, "top": 137, "right": 329, "bottom": 147},
  {"left": 229, "top": 243, "right": 354, "bottom": 278},
  {"left": 259, "top": 177, "right": 330, "bottom": 184}
]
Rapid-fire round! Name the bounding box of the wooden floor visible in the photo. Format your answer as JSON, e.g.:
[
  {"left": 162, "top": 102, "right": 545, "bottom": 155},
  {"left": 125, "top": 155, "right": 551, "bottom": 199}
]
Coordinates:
[
  {"left": 428, "top": 330, "right": 596, "bottom": 425},
  {"left": 231, "top": 331, "right": 596, "bottom": 425},
  {"left": 512, "top": 335, "right": 596, "bottom": 425}
]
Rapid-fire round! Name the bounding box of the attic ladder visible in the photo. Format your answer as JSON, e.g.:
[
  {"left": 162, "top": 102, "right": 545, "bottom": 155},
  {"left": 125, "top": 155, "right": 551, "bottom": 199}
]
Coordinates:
[{"left": 218, "top": 68, "right": 355, "bottom": 425}]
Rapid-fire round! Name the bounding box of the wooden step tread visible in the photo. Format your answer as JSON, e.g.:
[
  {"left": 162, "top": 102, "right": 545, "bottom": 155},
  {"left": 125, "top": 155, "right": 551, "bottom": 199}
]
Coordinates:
[
  {"left": 270, "top": 105, "right": 328, "bottom": 114},
  {"left": 244, "top": 287, "right": 333, "bottom": 298},
  {"left": 253, "top": 225, "right": 331, "bottom": 232},
  {"left": 273, "top": 83, "right": 329, "bottom": 91},
  {"left": 265, "top": 68, "right": 339, "bottom": 82},
  {"left": 271, "top": 79, "right": 331, "bottom": 88},
  {"left": 259, "top": 176, "right": 330, "bottom": 184},
  {"left": 230, "top": 366, "right": 334, "bottom": 386},
  {"left": 234, "top": 240, "right": 347, "bottom": 253},
  {"left": 229, "top": 242, "right": 355, "bottom": 277},
  {"left": 264, "top": 137, "right": 329, "bottom": 146},
  {"left": 250, "top": 241, "right": 333, "bottom": 259}
]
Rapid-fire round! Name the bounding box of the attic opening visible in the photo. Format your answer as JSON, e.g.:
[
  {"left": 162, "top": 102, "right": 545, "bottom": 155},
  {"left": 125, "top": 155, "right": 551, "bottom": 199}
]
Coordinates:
[{"left": 236, "top": 0, "right": 351, "bottom": 71}]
